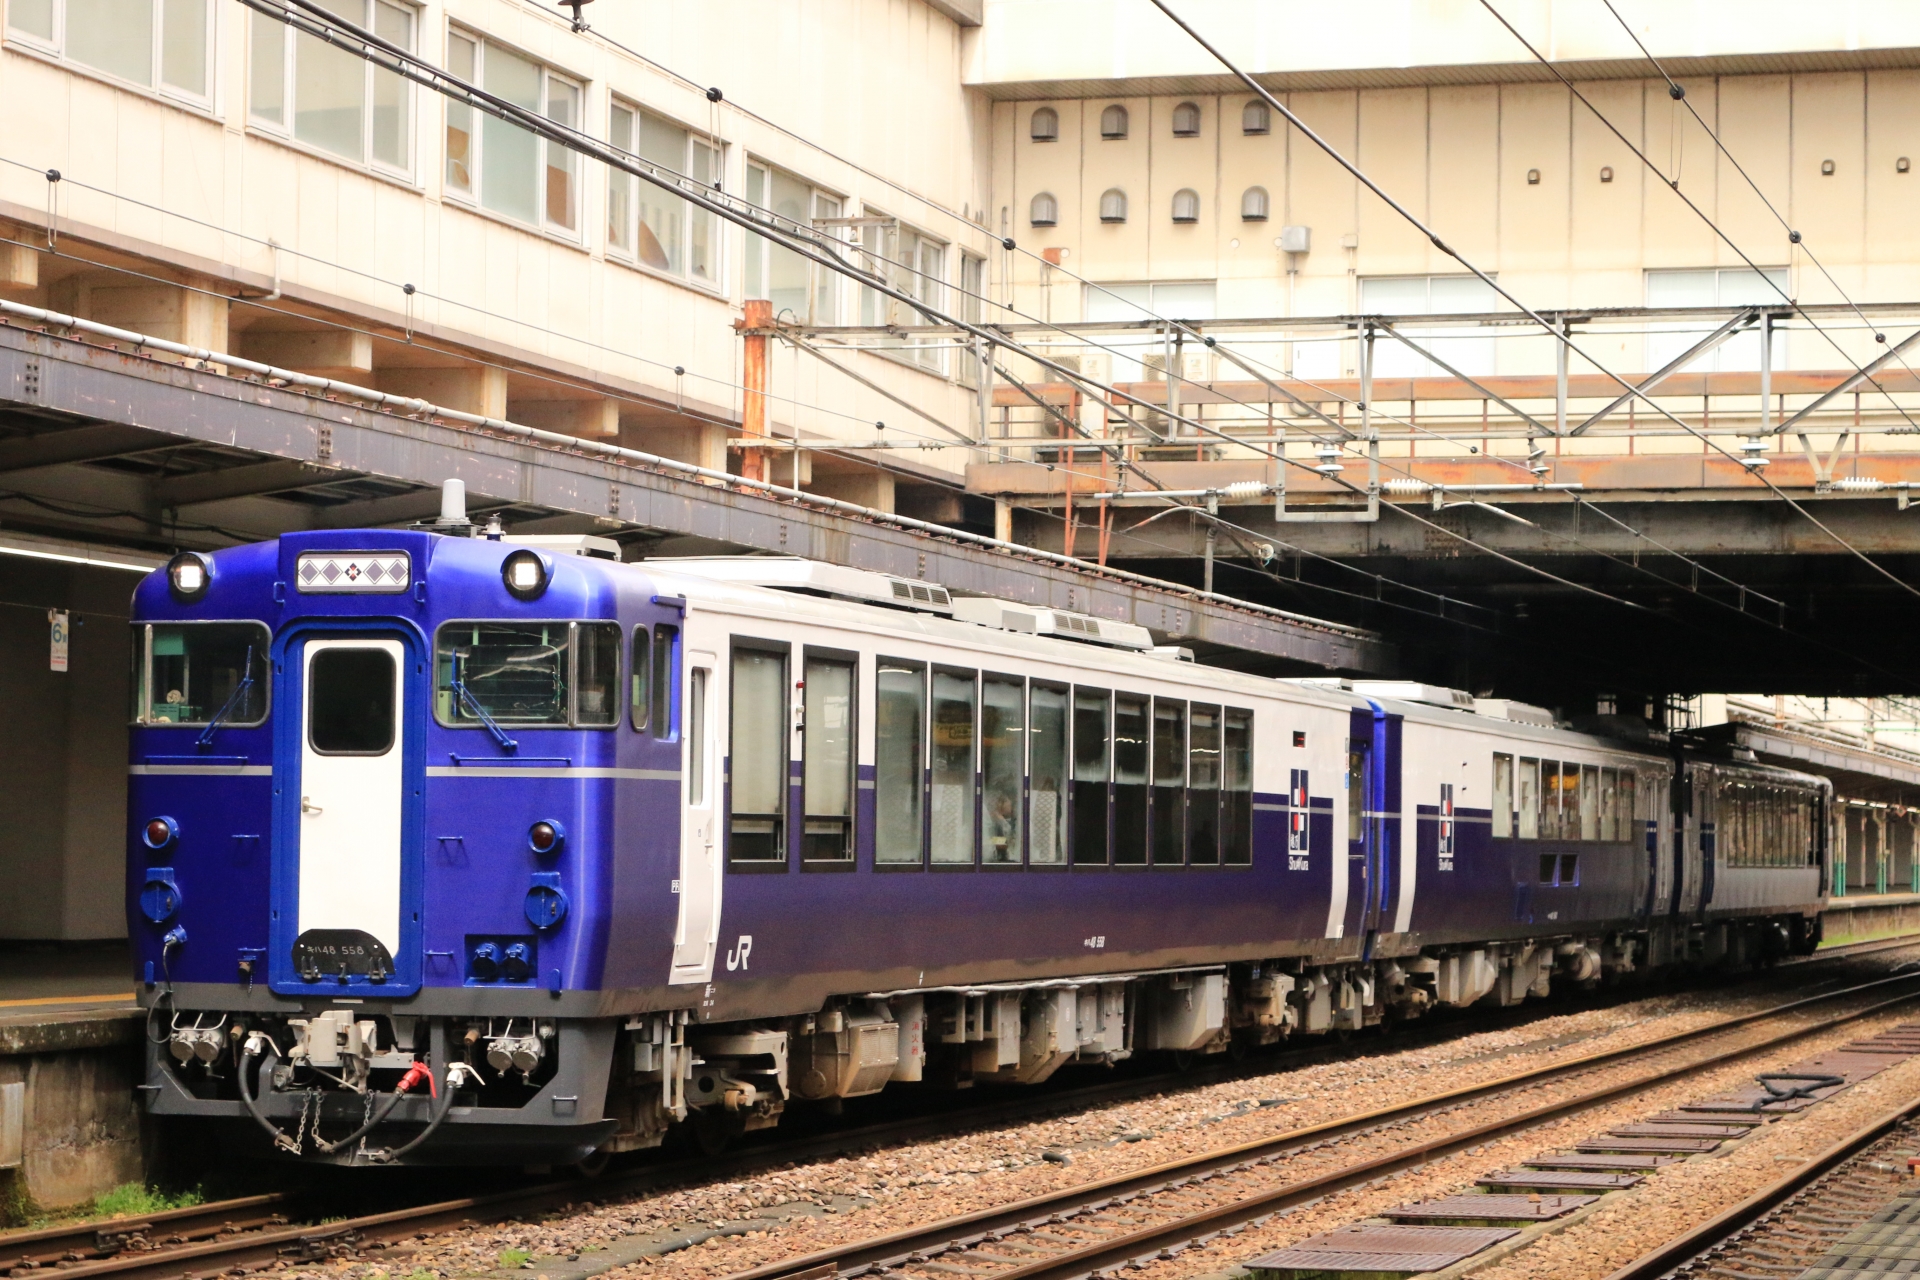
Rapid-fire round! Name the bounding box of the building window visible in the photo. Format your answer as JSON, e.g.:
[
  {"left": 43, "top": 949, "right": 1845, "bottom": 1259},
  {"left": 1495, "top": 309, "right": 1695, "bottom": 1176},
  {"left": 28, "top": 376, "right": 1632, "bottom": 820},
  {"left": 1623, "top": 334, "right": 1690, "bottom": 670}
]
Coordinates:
[
  {"left": 445, "top": 31, "right": 581, "bottom": 234},
  {"left": 10, "top": 0, "right": 213, "bottom": 102},
  {"left": 1171, "top": 188, "right": 1200, "bottom": 223},
  {"left": 1100, "top": 104, "right": 1129, "bottom": 139},
  {"left": 859, "top": 217, "right": 947, "bottom": 372},
  {"left": 1029, "top": 105, "right": 1058, "bottom": 142},
  {"left": 1241, "top": 186, "right": 1270, "bottom": 221},
  {"left": 745, "top": 162, "right": 845, "bottom": 323},
  {"left": 249, "top": 1, "right": 411, "bottom": 171},
  {"left": 1646, "top": 267, "right": 1789, "bottom": 372},
  {"left": 1099, "top": 188, "right": 1128, "bottom": 223},
  {"left": 1355, "top": 274, "right": 1499, "bottom": 379},
  {"left": 1243, "top": 99, "right": 1270, "bottom": 134},
  {"left": 1083, "top": 281, "right": 1216, "bottom": 379},
  {"left": 1029, "top": 191, "right": 1058, "bottom": 227},
  {"left": 609, "top": 102, "right": 719, "bottom": 287},
  {"left": 1171, "top": 101, "right": 1201, "bottom": 137}
]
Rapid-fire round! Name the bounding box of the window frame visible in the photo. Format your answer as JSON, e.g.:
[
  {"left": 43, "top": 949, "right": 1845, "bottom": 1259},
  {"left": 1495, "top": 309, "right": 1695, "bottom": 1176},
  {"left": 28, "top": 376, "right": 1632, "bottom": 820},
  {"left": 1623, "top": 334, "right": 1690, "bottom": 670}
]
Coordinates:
[
  {"left": 1242, "top": 98, "right": 1271, "bottom": 134},
  {"left": 874, "top": 656, "right": 929, "bottom": 870},
  {"left": 247, "top": 0, "right": 415, "bottom": 178},
  {"left": 725, "top": 637, "right": 791, "bottom": 872},
  {"left": 745, "top": 160, "right": 849, "bottom": 323},
  {"left": 443, "top": 27, "right": 584, "bottom": 239},
  {"left": 799, "top": 645, "right": 859, "bottom": 870},
  {"left": 129, "top": 620, "right": 274, "bottom": 728},
  {"left": 1099, "top": 188, "right": 1129, "bottom": 224},
  {"left": 608, "top": 98, "right": 724, "bottom": 293},
  {"left": 1170, "top": 100, "right": 1201, "bottom": 137},
  {"left": 1170, "top": 188, "right": 1201, "bottom": 224},
  {"left": 1099, "top": 103, "right": 1129, "bottom": 139},
  {"left": 1029, "top": 679, "right": 1071, "bottom": 869},
  {"left": 10, "top": 0, "right": 216, "bottom": 109},
  {"left": 1029, "top": 105, "right": 1059, "bottom": 142},
  {"left": 1241, "top": 186, "right": 1270, "bottom": 222},
  {"left": 570, "top": 621, "right": 622, "bottom": 729},
  {"left": 431, "top": 619, "right": 614, "bottom": 730},
  {"left": 1029, "top": 191, "right": 1059, "bottom": 228}
]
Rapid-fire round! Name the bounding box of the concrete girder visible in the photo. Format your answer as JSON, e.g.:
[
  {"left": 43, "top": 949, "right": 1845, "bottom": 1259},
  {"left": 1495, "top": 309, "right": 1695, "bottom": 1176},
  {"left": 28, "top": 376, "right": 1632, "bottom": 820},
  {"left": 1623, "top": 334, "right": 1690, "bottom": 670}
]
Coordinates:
[{"left": 0, "top": 323, "right": 1390, "bottom": 674}]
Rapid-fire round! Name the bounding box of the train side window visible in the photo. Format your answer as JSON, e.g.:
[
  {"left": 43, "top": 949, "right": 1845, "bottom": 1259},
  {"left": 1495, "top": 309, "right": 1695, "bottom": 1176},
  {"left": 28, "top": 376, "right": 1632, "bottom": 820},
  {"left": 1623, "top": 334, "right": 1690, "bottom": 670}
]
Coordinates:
[
  {"left": 1560, "top": 852, "right": 1579, "bottom": 885},
  {"left": 1188, "top": 704, "right": 1222, "bottom": 865},
  {"left": 1492, "top": 754, "right": 1514, "bottom": 838},
  {"left": 1347, "top": 741, "right": 1367, "bottom": 844},
  {"left": 1621, "top": 771, "right": 1639, "bottom": 843},
  {"left": 629, "top": 626, "right": 651, "bottom": 731},
  {"left": 1557, "top": 763, "right": 1579, "bottom": 839},
  {"left": 728, "top": 644, "right": 788, "bottom": 865},
  {"left": 875, "top": 660, "right": 927, "bottom": 866},
  {"left": 931, "top": 668, "right": 978, "bottom": 865},
  {"left": 981, "top": 675, "right": 1025, "bottom": 865},
  {"left": 1073, "top": 689, "right": 1113, "bottom": 865},
  {"left": 1152, "top": 698, "right": 1187, "bottom": 865},
  {"left": 801, "top": 653, "right": 855, "bottom": 864},
  {"left": 1113, "top": 694, "right": 1148, "bottom": 864},
  {"left": 574, "top": 623, "right": 622, "bottom": 727},
  {"left": 651, "top": 624, "right": 678, "bottom": 738},
  {"left": 1030, "top": 683, "right": 1069, "bottom": 864},
  {"left": 1578, "top": 764, "right": 1599, "bottom": 841},
  {"left": 1597, "top": 768, "right": 1616, "bottom": 841},
  {"left": 1223, "top": 708, "right": 1253, "bottom": 865},
  {"left": 136, "top": 622, "right": 272, "bottom": 726},
  {"left": 1517, "top": 757, "right": 1540, "bottom": 838}
]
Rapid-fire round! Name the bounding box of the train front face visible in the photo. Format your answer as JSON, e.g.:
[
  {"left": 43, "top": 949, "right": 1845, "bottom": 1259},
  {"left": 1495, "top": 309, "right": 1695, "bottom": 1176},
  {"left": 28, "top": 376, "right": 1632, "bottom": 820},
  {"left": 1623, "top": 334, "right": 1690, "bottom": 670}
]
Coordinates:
[{"left": 129, "top": 530, "right": 678, "bottom": 1164}]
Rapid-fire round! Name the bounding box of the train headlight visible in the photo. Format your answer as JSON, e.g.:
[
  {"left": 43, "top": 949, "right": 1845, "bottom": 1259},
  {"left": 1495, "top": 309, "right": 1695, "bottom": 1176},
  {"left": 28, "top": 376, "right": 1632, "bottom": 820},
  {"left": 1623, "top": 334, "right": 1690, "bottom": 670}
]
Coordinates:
[
  {"left": 501, "top": 943, "right": 531, "bottom": 982},
  {"left": 166, "top": 552, "right": 211, "bottom": 604},
  {"left": 528, "top": 820, "right": 565, "bottom": 857},
  {"left": 470, "top": 942, "right": 501, "bottom": 982},
  {"left": 501, "top": 550, "right": 550, "bottom": 601},
  {"left": 142, "top": 817, "right": 178, "bottom": 850}
]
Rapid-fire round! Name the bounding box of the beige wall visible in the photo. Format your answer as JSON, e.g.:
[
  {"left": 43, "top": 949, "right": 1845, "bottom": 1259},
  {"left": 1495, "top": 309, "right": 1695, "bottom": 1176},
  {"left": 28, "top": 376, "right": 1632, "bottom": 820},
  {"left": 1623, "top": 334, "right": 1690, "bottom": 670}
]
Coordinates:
[
  {"left": 993, "top": 71, "right": 1920, "bottom": 377},
  {"left": 0, "top": 0, "right": 997, "bottom": 471}
]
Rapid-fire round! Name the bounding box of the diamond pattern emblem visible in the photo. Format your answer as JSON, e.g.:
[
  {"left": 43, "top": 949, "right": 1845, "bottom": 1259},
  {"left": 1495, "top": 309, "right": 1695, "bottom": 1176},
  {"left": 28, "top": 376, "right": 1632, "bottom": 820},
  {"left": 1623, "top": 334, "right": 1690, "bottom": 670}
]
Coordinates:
[{"left": 296, "top": 552, "right": 410, "bottom": 594}]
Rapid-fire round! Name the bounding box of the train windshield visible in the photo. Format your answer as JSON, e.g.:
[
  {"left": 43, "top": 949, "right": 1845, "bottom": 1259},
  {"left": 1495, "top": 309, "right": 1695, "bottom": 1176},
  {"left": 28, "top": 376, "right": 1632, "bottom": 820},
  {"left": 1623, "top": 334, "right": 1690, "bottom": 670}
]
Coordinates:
[
  {"left": 131, "top": 623, "right": 270, "bottom": 726},
  {"left": 436, "top": 623, "right": 571, "bottom": 725}
]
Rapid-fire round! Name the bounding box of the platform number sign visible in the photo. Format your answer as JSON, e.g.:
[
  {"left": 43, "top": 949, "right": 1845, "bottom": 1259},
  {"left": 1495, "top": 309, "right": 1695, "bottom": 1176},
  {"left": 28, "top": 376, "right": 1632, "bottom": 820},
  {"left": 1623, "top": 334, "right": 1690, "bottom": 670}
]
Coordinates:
[
  {"left": 1288, "top": 769, "right": 1310, "bottom": 871},
  {"left": 47, "top": 610, "right": 68, "bottom": 673},
  {"left": 1438, "top": 783, "right": 1456, "bottom": 871}
]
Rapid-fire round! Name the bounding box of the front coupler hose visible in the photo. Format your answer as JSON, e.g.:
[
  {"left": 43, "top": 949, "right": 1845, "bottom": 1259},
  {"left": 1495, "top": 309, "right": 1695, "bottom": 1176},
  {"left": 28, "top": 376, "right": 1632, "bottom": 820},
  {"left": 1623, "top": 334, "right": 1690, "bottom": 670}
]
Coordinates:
[{"left": 238, "top": 1035, "right": 302, "bottom": 1154}]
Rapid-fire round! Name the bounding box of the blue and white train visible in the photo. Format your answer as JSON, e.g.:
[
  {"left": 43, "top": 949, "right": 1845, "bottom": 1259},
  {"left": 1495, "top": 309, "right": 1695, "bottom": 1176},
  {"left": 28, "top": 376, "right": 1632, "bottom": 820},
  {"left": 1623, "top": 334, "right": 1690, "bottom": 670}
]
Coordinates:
[{"left": 126, "top": 487, "right": 1829, "bottom": 1164}]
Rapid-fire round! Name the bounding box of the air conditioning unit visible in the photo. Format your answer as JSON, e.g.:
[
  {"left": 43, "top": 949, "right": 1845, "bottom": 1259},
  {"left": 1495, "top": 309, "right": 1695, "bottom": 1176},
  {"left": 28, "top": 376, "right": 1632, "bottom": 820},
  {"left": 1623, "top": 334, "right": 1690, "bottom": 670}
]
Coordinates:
[
  {"left": 1472, "top": 698, "right": 1558, "bottom": 727},
  {"left": 949, "top": 597, "right": 1153, "bottom": 649},
  {"left": 647, "top": 556, "right": 952, "bottom": 615},
  {"left": 1352, "top": 681, "right": 1476, "bottom": 711}
]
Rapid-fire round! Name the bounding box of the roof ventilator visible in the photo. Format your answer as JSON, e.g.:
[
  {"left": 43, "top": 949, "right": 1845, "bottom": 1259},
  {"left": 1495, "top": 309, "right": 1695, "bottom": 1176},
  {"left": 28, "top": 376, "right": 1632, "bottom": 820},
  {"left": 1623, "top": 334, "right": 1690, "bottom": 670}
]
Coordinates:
[{"left": 948, "top": 598, "right": 1154, "bottom": 650}]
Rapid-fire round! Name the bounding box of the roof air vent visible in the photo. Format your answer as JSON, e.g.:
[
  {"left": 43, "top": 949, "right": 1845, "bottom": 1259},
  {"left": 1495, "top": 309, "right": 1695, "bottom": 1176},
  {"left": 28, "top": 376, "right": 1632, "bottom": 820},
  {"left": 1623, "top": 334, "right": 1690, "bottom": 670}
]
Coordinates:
[
  {"left": 949, "top": 597, "right": 1153, "bottom": 649},
  {"left": 645, "top": 556, "right": 953, "bottom": 614}
]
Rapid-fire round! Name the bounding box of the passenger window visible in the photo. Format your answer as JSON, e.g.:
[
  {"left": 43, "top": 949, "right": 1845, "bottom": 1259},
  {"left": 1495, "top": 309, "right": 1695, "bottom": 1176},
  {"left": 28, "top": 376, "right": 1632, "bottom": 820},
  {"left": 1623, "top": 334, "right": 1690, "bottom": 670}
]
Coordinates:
[
  {"left": 1113, "top": 694, "right": 1148, "bottom": 864},
  {"left": 875, "top": 660, "right": 926, "bottom": 865},
  {"left": 1539, "top": 852, "right": 1556, "bottom": 883},
  {"left": 931, "top": 669, "right": 977, "bottom": 865},
  {"left": 1578, "top": 764, "right": 1599, "bottom": 841},
  {"left": 1621, "top": 771, "right": 1639, "bottom": 845},
  {"left": 651, "top": 624, "right": 677, "bottom": 738},
  {"left": 1223, "top": 708, "right": 1252, "bottom": 865},
  {"left": 1560, "top": 852, "right": 1579, "bottom": 885},
  {"left": 574, "top": 623, "right": 621, "bottom": 727},
  {"left": 1492, "top": 754, "right": 1513, "bottom": 838},
  {"left": 1517, "top": 757, "right": 1540, "bottom": 838},
  {"left": 981, "top": 676, "right": 1024, "bottom": 865},
  {"left": 1556, "top": 762, "right": 1579, "bottom": 839},
  {"left": 1030, "top": 683, "right": 1069, "bottom": 865},
  {"left": 802, "top": 654, "right": 855, "bottom": 863},
  {"left": 1073, "top": 689, "right": 1113, "bottom": 865},
  {"left": 1188, "top": 704, "right": 1221, "bottom": 865},
  {"left": 1598, "top": 768, "right": 1617, "bottom": 842},
  {"left": 728, "top": 646, "right": 788, "bottom": 864},
  {"left": 629, "top": 626, "right": 652, "bottom": 731},
  {"left": 1152, "top": 698, "right": 1186, "bottom": 865}
]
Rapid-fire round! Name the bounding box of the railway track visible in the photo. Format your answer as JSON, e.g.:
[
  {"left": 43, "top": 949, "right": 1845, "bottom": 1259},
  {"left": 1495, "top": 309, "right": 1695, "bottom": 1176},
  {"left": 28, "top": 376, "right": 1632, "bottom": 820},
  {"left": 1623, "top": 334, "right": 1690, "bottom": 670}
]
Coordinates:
[
  {"left": 1603, "top": 1100, "right": 1920, "bottom": 1280},
  {"left": 9, "top": 964, "right": 1915, "bottom": 1280}
]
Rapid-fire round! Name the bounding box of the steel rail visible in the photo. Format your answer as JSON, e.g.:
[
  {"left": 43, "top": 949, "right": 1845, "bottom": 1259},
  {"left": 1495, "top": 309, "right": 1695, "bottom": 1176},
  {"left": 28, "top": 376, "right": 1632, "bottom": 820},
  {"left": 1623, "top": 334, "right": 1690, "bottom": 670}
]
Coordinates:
[
  {"left": 724, "top": 976, "right": 1920, "bottom": 1280},
  {"left": 0, "top": 1195, "right": 291, "bottom": 1268},
  {"left": 1599, "top": 1091, "right": 1920, "bottom": 1280}
]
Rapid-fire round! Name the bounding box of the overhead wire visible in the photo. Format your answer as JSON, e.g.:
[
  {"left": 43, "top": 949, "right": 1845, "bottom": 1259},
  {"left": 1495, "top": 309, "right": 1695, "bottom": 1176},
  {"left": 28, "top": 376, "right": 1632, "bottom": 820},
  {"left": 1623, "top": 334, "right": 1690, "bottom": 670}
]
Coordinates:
[{"left": 1148, "top": 0, "right": 1920, "bottom": 607}]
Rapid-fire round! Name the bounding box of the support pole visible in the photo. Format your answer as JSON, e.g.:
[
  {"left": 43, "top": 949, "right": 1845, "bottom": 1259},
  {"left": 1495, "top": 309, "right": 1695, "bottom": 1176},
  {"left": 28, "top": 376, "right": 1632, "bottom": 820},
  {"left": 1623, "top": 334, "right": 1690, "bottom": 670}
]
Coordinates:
[
  {"left": 1760, "top": 310, "right": 1773, "bottom": 435},
  {"left": 736, "top": 298, "right": 772, "bottom": 483},
  {"left": 1555, "top": 318, "right": 1568, "bottom": 437},
  {"left": 1203, "top": 493, "right": 1218, "bottom": 594}
]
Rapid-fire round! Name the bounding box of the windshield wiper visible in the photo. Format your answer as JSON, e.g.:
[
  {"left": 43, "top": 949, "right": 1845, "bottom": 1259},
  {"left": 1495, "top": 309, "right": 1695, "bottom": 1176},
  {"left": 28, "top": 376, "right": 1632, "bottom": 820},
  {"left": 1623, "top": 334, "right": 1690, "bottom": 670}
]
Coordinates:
[
  {"left": 196, "top": 646, "right": 256, "bottom": 747},
  {"left": 449, "top": 656, "right": 518, "bottom": 753}
]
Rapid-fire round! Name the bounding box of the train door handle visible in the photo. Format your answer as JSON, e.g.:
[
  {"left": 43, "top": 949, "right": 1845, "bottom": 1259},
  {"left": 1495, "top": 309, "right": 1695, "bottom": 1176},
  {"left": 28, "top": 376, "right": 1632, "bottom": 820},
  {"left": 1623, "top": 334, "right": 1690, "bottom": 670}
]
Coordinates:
[{"left": 301, "top": 796, "right": 324, "bottom": 815}]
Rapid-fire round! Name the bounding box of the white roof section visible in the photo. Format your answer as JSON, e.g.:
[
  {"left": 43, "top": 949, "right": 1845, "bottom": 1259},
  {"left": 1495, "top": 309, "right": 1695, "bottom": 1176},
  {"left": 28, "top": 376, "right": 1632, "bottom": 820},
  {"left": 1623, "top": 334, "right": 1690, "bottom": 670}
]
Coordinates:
[
  {"left": 646, "top": 556, "right": 953, "bottom": 614},
  {"left": 949, "top": 596, "right": 1154, "bottom": 650}
]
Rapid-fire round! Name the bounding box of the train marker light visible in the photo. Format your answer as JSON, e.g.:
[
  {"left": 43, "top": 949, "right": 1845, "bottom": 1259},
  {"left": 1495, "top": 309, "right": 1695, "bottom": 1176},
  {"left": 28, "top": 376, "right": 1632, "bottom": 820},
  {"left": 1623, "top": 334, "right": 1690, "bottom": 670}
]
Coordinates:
[
  {"left": 166, "top": 552, "right": 211, "bottom": 603},
  {"left": 470, "top": 942, "right": 501, "bottom": 982},
  {"left": 528, "top": 820, "right": 565, "bottom": 856},
  {"left": 501, "top": 550, "right": 550, "bottom": 601},
  {"left": 502, "top": 943, "right": 532, "bottom": 982},
  {"left": 143, "top": 816, "right": 178, "bottom": 850}
]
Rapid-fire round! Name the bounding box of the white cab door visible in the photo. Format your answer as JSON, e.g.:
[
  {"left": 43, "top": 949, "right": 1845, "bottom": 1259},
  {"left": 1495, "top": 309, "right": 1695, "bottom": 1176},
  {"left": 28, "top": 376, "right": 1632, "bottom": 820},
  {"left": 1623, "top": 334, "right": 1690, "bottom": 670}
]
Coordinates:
[
  {"left": 297, "top": 638, "right": 404, "bottom": 972},
  {"left": 670, "top": 653, "right": 720, "bottom": 983}
]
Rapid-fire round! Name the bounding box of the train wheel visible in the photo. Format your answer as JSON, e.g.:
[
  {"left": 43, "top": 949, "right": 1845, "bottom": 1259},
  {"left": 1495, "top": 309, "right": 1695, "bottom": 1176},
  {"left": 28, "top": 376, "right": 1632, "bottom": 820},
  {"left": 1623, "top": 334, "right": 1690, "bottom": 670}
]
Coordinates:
[
  {"left": 570, "top": 1147, "right": 611, "bottom": 1179},
  {"left": 692, "top": 1110, "right": 742, "bottom": 1156}
]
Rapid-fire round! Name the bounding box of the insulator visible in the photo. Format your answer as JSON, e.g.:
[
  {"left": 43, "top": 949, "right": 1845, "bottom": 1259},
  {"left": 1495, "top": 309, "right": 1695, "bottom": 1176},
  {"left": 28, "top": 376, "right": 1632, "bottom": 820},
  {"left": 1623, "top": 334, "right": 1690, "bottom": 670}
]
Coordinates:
[
  {"left": 1219, "top": 480, "right": 1268, "bottom": 500},
  {"left": 1834, "top": 476, "right": 1887, "bottom": 492},
  {"left": 1383, "top": 478, "right": 1430, "bottom": 495}
]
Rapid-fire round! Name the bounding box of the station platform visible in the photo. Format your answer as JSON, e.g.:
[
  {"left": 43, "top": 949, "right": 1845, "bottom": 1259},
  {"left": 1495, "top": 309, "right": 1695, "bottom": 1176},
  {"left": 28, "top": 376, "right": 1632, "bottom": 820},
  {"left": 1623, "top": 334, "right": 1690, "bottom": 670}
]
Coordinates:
[
  {"left": 0, "top": 943, "right": 142, "bottom": 1216},
  {"left": 1820, "top": 893, "right": 1920, "bottom": 948}
]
